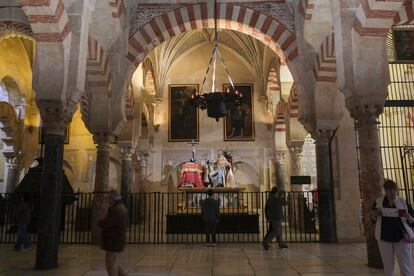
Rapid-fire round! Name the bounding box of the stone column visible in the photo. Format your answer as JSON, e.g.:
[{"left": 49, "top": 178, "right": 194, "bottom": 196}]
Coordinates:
[
  {"left": 91, "top": 133, "right": 112, "bottom": 245},
  {"left": 315, "top": 130, "right": 337, "bottom": 243},
  {"left": 35, "top": 107, "right": 67, "bottom": 270},
  {"left": 133, "top": 152, "right": 148, "bottom": 224},
  {"left": 4, "top": 155, "right": 21, "bottom": 193},
  {"left": 120, "top": 144, "right": 133, "bottom": 203},
  {"left": 349, "top": 103, "right": 384, "bottom": 268},
  {"left": 274, "top": 151, "right": 287, "bottom": 192},
  {"left": 136, "top": 152, "right": 148, "bottom": 193},
  {"left": 289, "top": 145, "right": 303, "bottom": 191},
  {"left": 288, "top": 145, "right": 305, "bottom": 229}
]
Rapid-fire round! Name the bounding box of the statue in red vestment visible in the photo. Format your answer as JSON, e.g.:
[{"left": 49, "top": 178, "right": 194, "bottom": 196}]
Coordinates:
[{"left": 179, "top": 161, "right": 204, "bottom": 188}]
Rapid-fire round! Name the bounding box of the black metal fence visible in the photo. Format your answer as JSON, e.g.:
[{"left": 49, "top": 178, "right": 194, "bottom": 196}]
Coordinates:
[{"left": 0, "top": 191, "right": 319, "bottom": 244}]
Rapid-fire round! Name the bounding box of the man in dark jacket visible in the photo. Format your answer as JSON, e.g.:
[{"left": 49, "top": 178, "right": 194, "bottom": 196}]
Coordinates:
[
  {"left": 14, "top": 194, "right": 32, "bottom": 251},
  {"left": 263, "top": 187, "right": 288, "bottom": 250},
  {"left": 99, "top": 192, "right": 128, "bottom": 276},
  {"left": 201, "top": 189, "right": 220, "bottom": 246}
]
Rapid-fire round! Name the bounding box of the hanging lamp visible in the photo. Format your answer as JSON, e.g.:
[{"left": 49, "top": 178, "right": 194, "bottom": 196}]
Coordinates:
[{"left": 189, "top": 0, "right": 242, "bottom": 122}]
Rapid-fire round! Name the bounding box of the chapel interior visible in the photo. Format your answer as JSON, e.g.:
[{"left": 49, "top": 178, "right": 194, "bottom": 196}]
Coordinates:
[{"left": 0, "top": 0, "right": 413, "bottom": 274}]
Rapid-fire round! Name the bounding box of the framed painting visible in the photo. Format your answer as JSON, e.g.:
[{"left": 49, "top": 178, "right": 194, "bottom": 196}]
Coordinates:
[
  {"left": 223, "top": 83, "right": 255, "bottom": 141},
  {"left": 169, "top": 84, "right": 199, "bottom": 142},
  {"left": 393, "top": 29, "right": 414, "bottom": 62}
]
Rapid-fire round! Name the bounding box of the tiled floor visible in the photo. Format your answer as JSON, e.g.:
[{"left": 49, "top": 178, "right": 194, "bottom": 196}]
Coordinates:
[{"left": 0, "top": 243, "right": 410, "bottom": 275}]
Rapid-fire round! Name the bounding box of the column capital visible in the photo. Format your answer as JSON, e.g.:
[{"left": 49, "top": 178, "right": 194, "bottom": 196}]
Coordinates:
[
  {"left": 288, "top": 145, "right": 303, "bottom": 158},
  {"left": 345, "top": 95, "right": 385, "bottom": 127},
  {"left": 37, "top": 100, "right": 74, "bottom": 136},
  {"left": 119, "top": 144, "right": 134, "bottom": 161},
  {"left": 5, "top": 153, "right": 23, "bottom": 169},
  {"left": 93, "top": 133, "right": 114, "bottom": 151},
  {"left": 312, "top": 129, "right": 333, "bottom": 146},
  {"left": 136, "top": 151, "right": 148, "bottom": 167},
  {"left": 274, "top": 150, "right": 287, "bottom": 164}
]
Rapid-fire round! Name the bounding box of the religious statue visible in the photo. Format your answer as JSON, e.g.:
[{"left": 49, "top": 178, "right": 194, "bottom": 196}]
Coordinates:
[
  {"left": 178, "top": 140, "right": 204, "bottom": 189},
  {"left": 207, "top": 150, "right": 236, "bottom": 187},
  {"left": 178, "top": 160, "right": 204, "bottom": 188}
]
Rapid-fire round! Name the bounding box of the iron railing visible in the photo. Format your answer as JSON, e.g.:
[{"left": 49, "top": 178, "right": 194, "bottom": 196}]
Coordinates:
[{"left": 0, "top": 191, "right": 319, "bottom": 244}]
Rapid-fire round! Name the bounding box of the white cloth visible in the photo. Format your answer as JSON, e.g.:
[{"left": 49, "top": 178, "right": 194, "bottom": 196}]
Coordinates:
[{"left": 378, "top": 240, "right": 413, "bottom": 276}]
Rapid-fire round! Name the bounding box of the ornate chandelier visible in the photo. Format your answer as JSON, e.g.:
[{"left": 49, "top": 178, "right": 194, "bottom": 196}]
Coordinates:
[{"left": 189, "top": 0, "right": 242, "bottom": 122}]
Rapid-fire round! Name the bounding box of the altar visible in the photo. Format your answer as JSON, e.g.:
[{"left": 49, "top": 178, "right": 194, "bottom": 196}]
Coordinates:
[{"left": 166, "top": 187, "right": 260, "bottom": 235}]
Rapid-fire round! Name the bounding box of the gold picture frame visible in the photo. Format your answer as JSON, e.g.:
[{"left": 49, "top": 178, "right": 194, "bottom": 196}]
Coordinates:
[
  {"left": 169, "top": 84, "right": 199, "bottom": 142},
  {"left": 223, "top": 83, "right": 255, "bottom": 141}
]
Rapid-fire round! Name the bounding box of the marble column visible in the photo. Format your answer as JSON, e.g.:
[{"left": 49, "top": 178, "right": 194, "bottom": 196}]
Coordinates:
[
  {"left": 4, "top": 155, "right": 21, "bottom": 193},
  {"left": 120, "top": 144, "right": 133, "bottom": 203},
  {"left": 35, "top": 109, "right": 67, "bottom": 270},
  {"left": 288, "top": 145, "right": 305, "bottom": 229},
  {"left": 350, "top": 103, "right": 384, "bottom": 268},
  {"left": 315, "top": 130, "right": 337, "bottom": 243},
  {"left": 134, "top": 152, "right": 148, "bottom": 224},
  {"left": 274, "top": 151, "right": 287, "bottom": 192},
  {"left": 289, "top": 145, "right": 303, "bottom": 191},
  {"left": 91, "top": 133, "right": 112, "bottom": 245}
]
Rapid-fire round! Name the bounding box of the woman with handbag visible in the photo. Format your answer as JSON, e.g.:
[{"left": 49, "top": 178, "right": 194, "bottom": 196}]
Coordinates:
[{"left": 372, "top": 179, "right": 414, "bottom": 276}]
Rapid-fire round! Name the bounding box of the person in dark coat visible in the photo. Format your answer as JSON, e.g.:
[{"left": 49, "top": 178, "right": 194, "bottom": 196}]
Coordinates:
[
  {"left": 263, "top": 187, "right": 288, "bottom": 250},
  {"left": 98, "top": 192, "right": 128, "bottom": 276},
  {"left": 14, "top": 194, "right": 32, "bottom": 251},
  {"left": 201, "top": 189, "right": 220, "bottom": 246}
]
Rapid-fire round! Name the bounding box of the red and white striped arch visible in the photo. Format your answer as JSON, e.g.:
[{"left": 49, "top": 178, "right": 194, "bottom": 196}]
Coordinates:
[
  {"left": 313, "top": 32, "right": 336, "bottom": 83},
  {"left": 275, "top": 101, "right": 286, "bottom": 133},
  {"left": 86, "top": 37, "right": 112, "bottom": 91},
  {"left": 267, "top": 68, "right": 280, "bottom": 94},
  {"left": 353, "top": 0, "right": 410, "bottom": 37},
  {"left": 128, "top": 3, "right": 298, "bottom": 67},
  {"left": 21, "top": 0, "right": 71, "bottom": 43},
  {"left": 298, "top": 0, "right": 315, "bottom": 21},
  {"left": 288, "top": 85, "right": 299, "bottom": 118},
  {"left": 394, "top": 1, "right": 414, "bottom": 25}
]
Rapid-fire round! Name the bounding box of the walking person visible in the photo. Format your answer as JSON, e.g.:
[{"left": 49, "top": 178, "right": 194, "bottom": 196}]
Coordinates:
[
  {"left": 201, "top": 189, "right": 220, "bottom": 246},
  {"left": 99, "top": 192, "right": 128, "bottom": 276},
  {"left": 263, "top": 187, "right": 288, "bottom": 250},
  {"left": 372, "top": 179, "right": 414, "bottom": 276},
  {"left": 13, "top": 194, "right": 32, "bottom": 251}
]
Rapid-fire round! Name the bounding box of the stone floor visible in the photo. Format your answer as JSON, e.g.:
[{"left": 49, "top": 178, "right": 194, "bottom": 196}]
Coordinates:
[{"left": 0, "top": 243, "right": 410, "bottom": 275}]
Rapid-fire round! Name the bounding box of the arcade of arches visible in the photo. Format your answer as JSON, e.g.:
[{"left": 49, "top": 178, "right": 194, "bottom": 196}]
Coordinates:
[{"left": 0, "top": 0, "right": 413, "bottom": 273}]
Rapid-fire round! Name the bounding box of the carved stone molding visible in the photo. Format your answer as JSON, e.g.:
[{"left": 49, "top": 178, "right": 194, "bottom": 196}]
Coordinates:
[
  {"left": 288, "top": 145, "right": 303, "bottom": 158},
  {"left": 120, "top": 144, "right": 134, "bottom": 161},
  {"left": 274, "top": 151, "right": 287, "bottom": 164},
  {"left": 136, "top": 151, "right": 149, "bottom": 167},
  {"left": 348, "top": 103, "right": 383, "bottom": 128},
  {"left": 38, "top": 104, "right": 69, "bottom": 136},
  {"left": 0, "top": 21, "right": 33, "bottom": 37},
  {"left": 5, "top": 153, "right": 22, "bottom": 169},
  {"left": 312, "top": 129, "right": 333, "bottom": 146},
  {"left": 93, "top": 133, "right": 114, "bottom": 151},
  {"left": 344, "top": 94, "right": 385, "bottom": 128}
]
